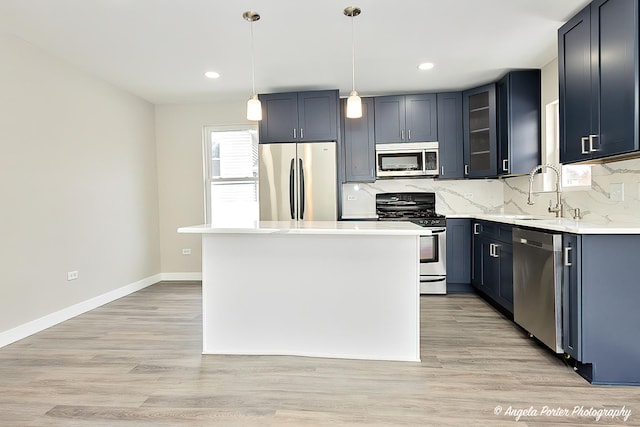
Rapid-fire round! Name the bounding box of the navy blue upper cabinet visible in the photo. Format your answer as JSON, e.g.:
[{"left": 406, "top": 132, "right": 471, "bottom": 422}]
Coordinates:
[
  {"left": 259, "top": 90, "right": 338, "bottom": 143},
  {"left": 341, "top": 97, "right": 376, "bottom": 183},
  {"left": 258, "top": 92, "right": 299, "bottom": 143},
  {"left": 374, "top": 94, "right": 437, "bottom": 143},
  {"left": 463, "top": 84, "right": 497, "bottom": 177},
  {"left": 559, "top": 0, "right": 638, "bottom": 163},
  {"left": 437, "top": 92, "right": 464, "bottom": 179},
  {"left": 497, "top": 70, "right": 541, "bottom": 176}
]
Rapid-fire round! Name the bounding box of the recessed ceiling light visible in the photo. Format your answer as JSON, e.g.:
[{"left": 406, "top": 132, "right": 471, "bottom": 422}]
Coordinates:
[
  {"left": 204, "top": 71, "right": 220, "bottom": 79},
  {"left": 418, "top": 63, "right": 434, "bottom": 71}
]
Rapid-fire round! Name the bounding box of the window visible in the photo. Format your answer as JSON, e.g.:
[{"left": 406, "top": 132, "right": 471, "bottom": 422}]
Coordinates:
[
  {"left": 204, "top": 126, "right": 259, "bottom": 223},
  {"left": 543, "top": 100, "right": 591, "bottom": 191}
]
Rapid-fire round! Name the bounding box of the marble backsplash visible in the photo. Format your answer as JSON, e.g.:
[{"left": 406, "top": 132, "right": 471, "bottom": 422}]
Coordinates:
[
  {"left": 504, "top": 157, "right": 640, "bottom": 224},
  {"left": 342, "top": 156, "right": 640, "bottom": 223},
  {"left": 341, "top": 178, "right": 505, "bottom": 218}
]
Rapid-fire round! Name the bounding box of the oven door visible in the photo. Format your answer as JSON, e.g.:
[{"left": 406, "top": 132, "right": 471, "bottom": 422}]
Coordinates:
[{"left": 419, "top": 229, "right": 447, "bottom": 294}]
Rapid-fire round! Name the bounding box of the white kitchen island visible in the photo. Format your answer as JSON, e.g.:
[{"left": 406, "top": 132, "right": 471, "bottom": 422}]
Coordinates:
[{"left": 178, "top": 220, "right": 429, "bottom": 362}]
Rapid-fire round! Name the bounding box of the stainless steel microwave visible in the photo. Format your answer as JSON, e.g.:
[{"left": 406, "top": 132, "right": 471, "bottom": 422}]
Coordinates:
[{"left": 375, "top": 142, "right": 439, "bottom": 178}]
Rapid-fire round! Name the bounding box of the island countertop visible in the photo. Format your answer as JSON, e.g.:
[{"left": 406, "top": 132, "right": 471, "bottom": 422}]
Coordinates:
[{"left": 178, "top": 220, "right": 431, "bottom": 236}]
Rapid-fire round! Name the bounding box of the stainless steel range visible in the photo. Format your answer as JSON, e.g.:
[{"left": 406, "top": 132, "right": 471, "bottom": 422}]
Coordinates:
[{"left": 376, "top": 192, "right": 447, "bottom": 294}]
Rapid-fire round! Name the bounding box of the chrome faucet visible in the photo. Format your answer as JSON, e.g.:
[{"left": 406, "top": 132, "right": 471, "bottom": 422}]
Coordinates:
[{"left": 527, "top": 164, "right": 563, "bottom": 218}]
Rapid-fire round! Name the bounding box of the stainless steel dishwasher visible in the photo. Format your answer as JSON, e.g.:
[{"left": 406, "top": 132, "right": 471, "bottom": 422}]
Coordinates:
[{"left": 512, "top": 227, "right": 563, "bottom": 353}]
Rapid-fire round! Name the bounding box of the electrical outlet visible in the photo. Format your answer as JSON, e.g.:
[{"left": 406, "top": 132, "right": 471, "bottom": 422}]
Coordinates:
[
  {"left": 610, "top": 183, "right": 624, "bottom": 202},
  {"left": 347, "top": 195, "right": 356, "bottom": 201},
  {"left": 67, "top": 271, "right": 79, "bottom": 281},
  {"left": 182, "top": 248, "right": 192, "bottom": 255}
]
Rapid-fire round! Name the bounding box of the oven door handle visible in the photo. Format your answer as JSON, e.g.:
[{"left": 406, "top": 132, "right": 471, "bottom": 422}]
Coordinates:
[
  {"left": 420, "top": 277, "right": 447, "bottom": 283},
  {"left": 428, "top": 228, "right": 446, "bottom": 234}
]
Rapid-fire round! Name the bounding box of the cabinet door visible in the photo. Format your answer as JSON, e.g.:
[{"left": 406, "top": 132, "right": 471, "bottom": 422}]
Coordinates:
[
  {"left": 446, "top": 219, "right": 471, "bottom": 285},
  {"left": 342, "top": 97, "right": 375, "bottom": 183},
  {"left": 405, "top": 94, "right": 438, "bottom": 142},
  {"left": 558, "top": 6, "right": 593, "bottom": 163},
  {"left": 437, "top": 92, "right": 464, "bottom": 179},
  {"left": 463, "top": 84, "right": 497, "bottom": 177},
  {"left": 471, "top": 222, "right": 483, "bottom": 288},
  {"left": 562, "top": 233, "right": 582, "bottom": 360},
  {"left": 259, "top": 92, "right": 299, "bottom": 143},
  {"left": 497, "top": 242, "right": 514, "bottom": 314},
  {"left": 590, "top": 0, "right": 638, "bottom": 159},
  {"left": 374, "top": 96, "right": 406, "bottom": 143},
  {"left": 481, "top": 238, "right": 499, "bottom": 298},
  {"left": 298, "top": 90, "right": 338, "bottom": 142},
  {"left": 497, "top": 71, "right": 541, "bottom": 176}
]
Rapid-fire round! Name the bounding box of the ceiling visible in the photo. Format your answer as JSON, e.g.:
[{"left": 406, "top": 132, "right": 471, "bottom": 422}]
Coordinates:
[{"left": 0, "top": 0, "right": 591, "bottom": 105}]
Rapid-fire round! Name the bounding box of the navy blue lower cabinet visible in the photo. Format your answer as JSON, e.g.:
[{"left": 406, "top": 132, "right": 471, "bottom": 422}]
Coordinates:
[
  {"left": 470, "top": 220, "right": 513, "bottom": 316},
  {"left": 562, "top": 233, "right": 640, "bottom": 385},
  {"left": 445, "top": 219, "right": 471, "bottom": 292}
]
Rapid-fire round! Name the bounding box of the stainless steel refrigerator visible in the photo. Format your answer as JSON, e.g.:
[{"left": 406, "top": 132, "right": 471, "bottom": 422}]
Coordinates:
[{"left": 259, "top": 142, "right": 337, "bottom": 221}]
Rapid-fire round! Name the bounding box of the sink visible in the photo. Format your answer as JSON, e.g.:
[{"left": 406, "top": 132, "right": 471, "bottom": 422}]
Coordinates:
[{"left": 494, "top": 214, "right": 544, "bottom": 220}]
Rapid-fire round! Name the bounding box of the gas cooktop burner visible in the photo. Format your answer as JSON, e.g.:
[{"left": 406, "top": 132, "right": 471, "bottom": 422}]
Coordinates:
[{"left": 375, "top": 192, "right": 446, "bottom": 227}]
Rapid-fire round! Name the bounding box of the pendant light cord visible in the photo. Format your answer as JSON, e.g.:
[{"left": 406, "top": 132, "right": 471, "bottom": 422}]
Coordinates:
[
  {"left": 351, "top": 14, "right": 356, "bottom": 93},
  {"left": 250, "top": 20, "right": 256, "bottom": 97}
]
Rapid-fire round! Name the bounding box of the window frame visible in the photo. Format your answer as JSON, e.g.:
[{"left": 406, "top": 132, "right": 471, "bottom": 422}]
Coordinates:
[{"left": 202, "top": 124, "right": 259, "bottom": 224}]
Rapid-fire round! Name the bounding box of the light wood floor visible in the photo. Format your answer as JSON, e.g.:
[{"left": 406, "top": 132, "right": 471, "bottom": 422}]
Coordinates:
[{"left": 1, "top": 282, "right": 638, "bottom": 426}]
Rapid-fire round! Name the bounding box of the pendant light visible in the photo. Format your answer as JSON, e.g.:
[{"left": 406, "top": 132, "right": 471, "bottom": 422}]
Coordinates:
[
  {"left": 344, "top": 6, "right": 362, "bottom": 119},
  {"left": 243, "top": 11, "right": 262, "bottom": 121}
]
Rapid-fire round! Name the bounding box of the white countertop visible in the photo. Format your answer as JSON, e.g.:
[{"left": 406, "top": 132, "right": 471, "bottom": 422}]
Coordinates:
[
  {"left": 178, "top": 220, "right": 431, "bottom": 236},
  {"left": 447, "top": 213, "right": 640, "bottom": 234}
]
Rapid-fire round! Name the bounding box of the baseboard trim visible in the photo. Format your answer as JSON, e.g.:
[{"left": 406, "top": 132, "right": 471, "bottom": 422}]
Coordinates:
[
  {"left": 160, "top": 272, "right": 202, "bottom": 281},
  {"left": 0, "top": 273, "right": 162, "bottom": 349}
]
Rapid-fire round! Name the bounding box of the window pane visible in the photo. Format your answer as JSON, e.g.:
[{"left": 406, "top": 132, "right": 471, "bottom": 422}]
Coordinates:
[
  {"left": 210, "top": 181, "right": 258, "bottom": 222},
  {"left": 210, "top": 130, "right": 258, "bottom": 178}
]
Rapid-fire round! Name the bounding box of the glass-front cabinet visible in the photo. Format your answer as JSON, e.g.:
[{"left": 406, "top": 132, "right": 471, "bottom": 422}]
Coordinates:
[{"left": 463, "top": 84, "right": 497, "bottom": 177}]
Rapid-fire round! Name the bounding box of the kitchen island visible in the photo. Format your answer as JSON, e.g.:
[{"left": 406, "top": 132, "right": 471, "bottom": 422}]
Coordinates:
[{"left": 178, "top": 220, "right": 429, "bottom": 362}]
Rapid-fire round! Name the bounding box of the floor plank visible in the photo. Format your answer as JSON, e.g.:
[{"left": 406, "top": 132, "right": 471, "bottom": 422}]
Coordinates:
[{"left": 0, "top": 282, "right": 638, "bottom": 426}]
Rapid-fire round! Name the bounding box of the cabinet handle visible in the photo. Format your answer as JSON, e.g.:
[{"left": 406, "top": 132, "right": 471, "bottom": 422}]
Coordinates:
[
  {"left": 473, "top": 223, "right": 480, "bottom": 235},
  {"left": 401, "top": 130, "right": 405, "bottom": 140},
  {"left": 581, "top": 137, "right": 589, "bottom": 154},
  {"left": 465, "top": 165, "right": 469, "bottom": 175},
  {"left": 564, "top": 247, "right": 572, "bottom": 267},
  {"left": 293, "top": 128, "right": 297, "bottom": 139},
  {"left": 300, "top": 128, "right": 304, "bottom": 139},
  {"left": 440, "top": 166, "right": 444, "bottom": 175},
  {"left": 490, "top": 243, "right": 500, "bottom": 258},
  {"left": 589, "top": 134, "right": 597, "bottom": 152},
  {"left": 408, "top": 129, "right": 412, "bottom": 140},
  {"left": 502, "top": 159, "right": 509, "bottom": 172}
]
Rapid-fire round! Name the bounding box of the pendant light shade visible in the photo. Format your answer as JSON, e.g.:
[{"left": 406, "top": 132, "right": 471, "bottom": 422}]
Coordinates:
[
  {"left": 346, "top": 91, "right": 362, "bottom": 119},
  {"left": 247, "top": 95, "right": 262, "bottom": 121},
  {"left": 243, "top": 11, "right": 262, "bottom": 121},
  {"left": 344, "top": 6, "right": 362, "bottom": 119}
]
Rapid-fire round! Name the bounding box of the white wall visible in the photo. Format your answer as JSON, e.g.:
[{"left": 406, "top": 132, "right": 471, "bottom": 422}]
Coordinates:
[
  {"left": 0, "top": 34, "right": 160, "bottom": 339},
  {"left": 155, "top": 101, "right": 251, "bottom": 275}
]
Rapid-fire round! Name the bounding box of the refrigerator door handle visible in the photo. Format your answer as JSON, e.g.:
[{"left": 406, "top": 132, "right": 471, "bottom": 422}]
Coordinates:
[
  {"left": 289, "top": 158, "right": 295, "bottom": 219},
  {"left": 299, "top": 158, "right": 305, "bottom": 219}
]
